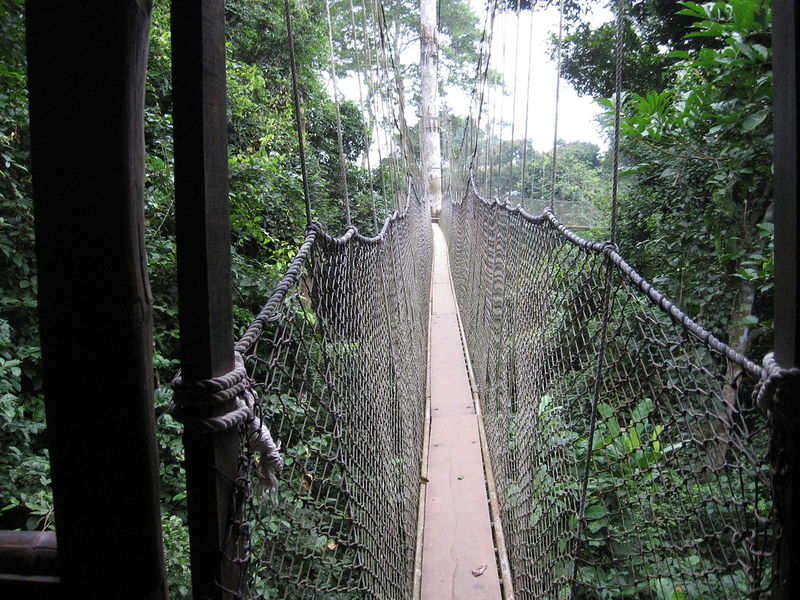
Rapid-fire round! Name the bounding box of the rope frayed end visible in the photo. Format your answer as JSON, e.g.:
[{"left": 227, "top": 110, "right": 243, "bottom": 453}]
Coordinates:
[{"left": 242, "top": 388, "right": 283, "bottom": 495}]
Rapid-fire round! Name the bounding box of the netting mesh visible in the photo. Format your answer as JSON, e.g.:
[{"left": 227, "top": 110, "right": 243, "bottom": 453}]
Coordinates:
[
  {"left": 223, "top": 190, "right": 432, "bottom": 599},
  {"left": 441, "top": 184, "right": 775, "bottom": 599}
]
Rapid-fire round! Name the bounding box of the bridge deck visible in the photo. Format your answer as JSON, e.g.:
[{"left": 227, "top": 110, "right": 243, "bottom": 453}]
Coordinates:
[{"left": 418, "top": 225, "right": 504, "bottom": 599}]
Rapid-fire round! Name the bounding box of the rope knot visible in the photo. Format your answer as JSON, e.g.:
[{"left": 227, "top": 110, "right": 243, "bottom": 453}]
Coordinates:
[
  {"left": 601, "top": 241, "right": 619, "bottom": 255},
  {"left": 170, "top": 352, "right": 283, "bottom": 492},
  {"left": 754, "top": 352, "right": 800, "bottom": 426}
]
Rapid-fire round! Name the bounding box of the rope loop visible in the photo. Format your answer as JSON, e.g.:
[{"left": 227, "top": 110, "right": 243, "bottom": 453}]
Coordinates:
[
  {"left": 754, "top": 352, "right": 800, "bottom": 426},
  {"left": 171, "top": 353, "right": 250, "bottom": 407},
  {"left": 170, "top": 352, "right": 283, "bottom": 492}
]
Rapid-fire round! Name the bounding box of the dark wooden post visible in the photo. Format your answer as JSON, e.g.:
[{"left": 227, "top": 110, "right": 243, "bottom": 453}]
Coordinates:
[
  {"left": 25, "top": 1, "right": 167, "bottom": 599},
  {"left": 171, "top": 1, "right": 239, "bottom": 598},
  {"left": 772, "top": 1, "right": 800, "bottom": 597}
]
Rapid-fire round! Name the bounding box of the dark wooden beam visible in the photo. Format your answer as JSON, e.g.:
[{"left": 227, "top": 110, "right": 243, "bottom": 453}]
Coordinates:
[
  {"left": 170, "top": 1, "right": 239, "bottom": 598},
  {"left": 772, "top": 1, "right": 800, "bottom": 597},
  {"left": 0, "top": 531, "right": 61, "bottom": 599},
  {"left": 774, "top": 1, "right": 800, "bottom": 364},
  {"left": 25, "top": 1, "right": 167, "bottom": 599}
]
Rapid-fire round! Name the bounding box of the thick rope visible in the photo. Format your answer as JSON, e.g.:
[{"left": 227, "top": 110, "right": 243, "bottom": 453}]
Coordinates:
[
  {"left": 755, "top": 352, "right": 800, "bottom": 420},
  {"left": 235, "top": 227, "right": 318, "bottom": 354},
  {"left": 466, "top": 177, "right": 765, "bottom": 380},
  {"left": 171, "top": 353, "right": 283, "bottom": 492}
]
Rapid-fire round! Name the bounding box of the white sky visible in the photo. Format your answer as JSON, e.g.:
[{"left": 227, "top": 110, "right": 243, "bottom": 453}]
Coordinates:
[
  {"left": 456, "top": 1, "right": 612, "bottom": 151},
  {"left": 332, "top": 1, "right": 613, "bottom": 158}
]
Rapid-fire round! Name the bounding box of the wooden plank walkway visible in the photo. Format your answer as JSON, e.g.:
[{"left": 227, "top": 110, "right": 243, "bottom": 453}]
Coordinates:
[{"left": 418, "top": 224, "right": 503, "bottom": 599}]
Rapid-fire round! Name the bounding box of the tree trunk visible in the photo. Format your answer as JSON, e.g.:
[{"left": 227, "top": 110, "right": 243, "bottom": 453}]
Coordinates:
[
  {"left": 420, "top": 0, "right": 441, "bottom": 216},
  {"left": 392, "top": 22, "right": 412, "bottom": 210},
  {"left": 710, "top": 202, "right": 773, "bottom": 467}
]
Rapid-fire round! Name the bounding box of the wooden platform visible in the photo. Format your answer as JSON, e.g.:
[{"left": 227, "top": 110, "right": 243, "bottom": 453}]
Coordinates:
[{"left": 418, "top": 225, "right": 504, "bottom": 599}]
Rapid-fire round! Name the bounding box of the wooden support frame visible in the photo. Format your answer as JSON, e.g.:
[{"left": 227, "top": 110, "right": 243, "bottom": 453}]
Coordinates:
[
  {"left": 772, "top": 1, "right": 800, "bottom": 597},
  {"left": 0, "top": 531, "right": 58, "bottom": 599},
  {"left": 24, "top": 1, "right": 167, "bottom": 598},
  {"left": 171, "top": 1, "right": 239, "bottom": 598}
]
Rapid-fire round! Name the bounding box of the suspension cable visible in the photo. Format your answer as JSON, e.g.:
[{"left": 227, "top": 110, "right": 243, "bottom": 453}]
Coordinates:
[
  {"left": 571, "top": 0, "right": 626, "bottom": 590},
  {"left": 373, "top": 0, "right": 400, "bottom": 209},
  {"left": 471, "top": 0, "right": 498, "bottom": 187},
  {"left": 466, "top": 1, "right": 489, "bottom": 175},
  {"left": 283, "top": 0, "right": 313, "bottom": 227},
  {"left": 610, "top": 0, "right": 625, "bottom": 245},
  {"left": 346, "top": 0, "right": 378, "bottom": 231},
  {"left": 520, "top": 5, "right": 535, "bottom": 205},
  {"left": 325, "top": 0, "right": 353, "bottom": 227},
  {"left": 548, "top": 0, "right": 564, "bottom": 210},
  {"left": 507, "top": 0, "right": 522, "bottom": 203},
  {"left": 496, "top": 8, "right": 508, "bottom": 199},
  {"left": 361, "top": 0, "right": 390, "bottom": 217},
  {"left": 377, "top": 0, "right": 412, "bottom": 207}
]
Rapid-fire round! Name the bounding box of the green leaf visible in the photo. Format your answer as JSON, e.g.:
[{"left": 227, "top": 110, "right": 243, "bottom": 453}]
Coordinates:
[
  {"left": 584, "top": 503, "right": 606, "bottom": 520},
  {"left": 586, "top": 517, "right": 607, "bottom": 533},
  {"left": 650, "top": 577, "right": 678, "bottom": 600},
  {"left": 739, "top": 314, "right": 759, "bottom": 327},
  {"left": 597, "top": 403, "right": 613, "bottom": 419},
  {"left": 668, "top": 50, "right": 690, "bottom": 60},
  {"left": 742, "top": 107, "right": 769, "bottom": 132}
]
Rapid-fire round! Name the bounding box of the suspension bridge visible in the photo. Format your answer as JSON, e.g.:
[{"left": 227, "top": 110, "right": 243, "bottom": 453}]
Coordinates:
[
  {"left": 195, "top": 177, "right": 775, "bottom": 598},
  {"left": 188, "top": 1, "right": 777, "bottom": 596},
  {"left": 7, "top": 1, "right": 800, "bottom": 600}
]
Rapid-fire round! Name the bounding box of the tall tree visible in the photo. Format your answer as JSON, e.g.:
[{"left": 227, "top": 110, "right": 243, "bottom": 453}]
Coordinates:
[
  {"left": 603, "top": 0, "right": 773, "bottom": 359},
  {"left": 420, "top": 0, "right": 442, "bottom": 214}
]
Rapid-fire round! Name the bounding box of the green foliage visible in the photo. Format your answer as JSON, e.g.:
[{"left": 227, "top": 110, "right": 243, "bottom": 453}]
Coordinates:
[
  {"left": 1, "top": 0, "right": 386, "bottom": 594},
  {"left": 473, "top": 137, "right": 610, "bottom": 209},
  {"left": 0, "top": 0, "right": 50, "bottom": 532},
  {"left": 162, "top": 512, "right": 192, "bottom": 599},
  {"left": 541, "top": 0, "right": 774, "bottom": 346},
  {"left": 560, "top": 18, "right": 673, "bottom": 98},
  {"left": 143, "top": 1, "right": 380, "bottom": 593},
  {"left": 595, "top": 0, "right": 773, "bottom": 342},
  {"left": 438, "top": 0, "right": 483, "bottom": 91},
  {"left": 558, "top": 0, "right": 712, "bottom": 99},
  {"left": 572, "top": 395, "right": 766, "bottom": 598}
]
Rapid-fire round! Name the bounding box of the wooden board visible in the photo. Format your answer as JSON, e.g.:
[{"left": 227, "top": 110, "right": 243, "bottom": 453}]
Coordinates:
[{"left": 420, "top": 226, "right": 502, "bottom": 599}]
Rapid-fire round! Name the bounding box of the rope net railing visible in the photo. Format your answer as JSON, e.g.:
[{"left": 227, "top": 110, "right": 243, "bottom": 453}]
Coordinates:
[
  {"left": 166, "top": 0, "right": 438, "bottom": 594},
  {"left": 441, "top": 183, "right": 775, "bottom": 599},
  {"left": 215, "top": 187, "right": 432, "bottom": 599}
]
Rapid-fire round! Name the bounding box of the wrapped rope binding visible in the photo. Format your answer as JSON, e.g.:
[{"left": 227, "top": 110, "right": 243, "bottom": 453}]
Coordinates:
[
  {"left": 170, "top": 352, "right": 283, "bottom": 493},
  {"left": 755, "top": 352, "right": 800, "bottom": 425}
]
